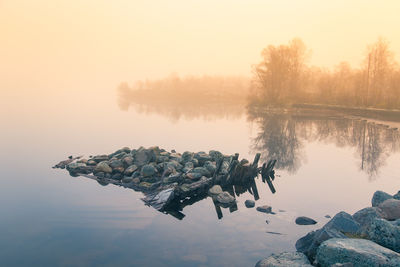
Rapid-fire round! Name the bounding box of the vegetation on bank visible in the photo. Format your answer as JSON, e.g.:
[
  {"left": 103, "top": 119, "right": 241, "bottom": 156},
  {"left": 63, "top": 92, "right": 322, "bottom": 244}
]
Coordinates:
[
  {"left": 250, "top": 37, "right": 400, "bottom": 109},
  {"left": 118, "top": 37, "right": 400, "bottom": 111}
]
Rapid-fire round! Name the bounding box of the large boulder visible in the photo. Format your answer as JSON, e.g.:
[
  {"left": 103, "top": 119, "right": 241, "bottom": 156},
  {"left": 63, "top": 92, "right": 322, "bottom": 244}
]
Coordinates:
[
  {"left": 372, "top": 190, "right": 393, "bottom": 207},
  {"left": 316, "top": 238, "right": 400, "bottom": 267},
  {"left": 366, "top": 218, "right": 400, "bottom": 253},
  {"left": 255, "top": 252, "right": 313, "bottom": 267},
  {"left": 134, "top": 148, "right": 154, "bottom": 167},
  {"left": 296, "top": 212, "right": 361, "bottom": 261},
  {"left": 353, "top": 207, "right": 384, "bottom": 232},
  {"left": 378, "top": 199, "right": 400, "bottom": 220}
]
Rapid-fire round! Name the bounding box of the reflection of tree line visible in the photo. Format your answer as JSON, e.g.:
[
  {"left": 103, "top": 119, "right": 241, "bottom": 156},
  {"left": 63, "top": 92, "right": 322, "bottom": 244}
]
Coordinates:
[
  {"left": 117, "top": 75, "right": 248, "bottom": 121},
  {"left": 248, "top": 108, "right": 400, "bottom": 178}
]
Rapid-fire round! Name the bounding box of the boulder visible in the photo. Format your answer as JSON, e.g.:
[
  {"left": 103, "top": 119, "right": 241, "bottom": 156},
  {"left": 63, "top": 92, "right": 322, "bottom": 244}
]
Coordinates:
[
  {"left": 255, "top": 252, "right": 313, "bottom": 267},
  {"left": 141, "top": 164, "right": 157, "bottom": 177},
  {"left": 257, "top": 205, "right": 272, "bottom": 213},
  {"left": 94, "top": 161, "right": 112, "bottom": 174},
  {"left": 296, "top": 216, "right": 317, "bottom": 225},
  {"left": 316, "top": 238, "right": 400, "bottom": 267},
  {"left": 378, "top": 199, "right": 400, "bottom": 220},
  {"left": 372, "top": 190, "right": 393, "bottom": 207},
  {"left": 109, "top": 159, "right": 124, "bottom": 169},
  {"left": 296, "top": 212, "right": 360, "bottom": 261},
  {"left": 366, "top": 218, "right": 400, "bottom": 253},
  {"left": 209, "top": 150, "right": 223, "bottom": 161},
  {"left": 122, "top": 155, "right": 134, "bottom": 166},
  {"left": 208, "top": 185, "right": 223, "bottom": 195},
  {"left": 245, "top": 200, "right": 255, "bottom": 208},
  {"left": 353, "top": 207, "right": 384, "bottom": 232},
  {"left": 215, "top": 192, "right": 235, "bottom": 204}
]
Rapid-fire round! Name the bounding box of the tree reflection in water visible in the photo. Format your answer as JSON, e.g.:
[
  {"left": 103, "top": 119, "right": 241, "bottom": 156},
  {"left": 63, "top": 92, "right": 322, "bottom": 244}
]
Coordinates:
[{"left": 247, "top": 108, "right": 400, "bottom": 179}]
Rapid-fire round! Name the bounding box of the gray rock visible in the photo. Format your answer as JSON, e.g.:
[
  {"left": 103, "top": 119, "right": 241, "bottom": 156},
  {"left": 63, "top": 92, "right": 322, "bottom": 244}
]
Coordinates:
[
  {"left": 112, "top": 173, "right": 122, "bottom": 180},
  {"left": 141, "top": 164, "right": 157, "bottom": 177},
  {"left": 296, "top": 216, "right": 317, "bottom": 225},
  {"left": 134, "top": 148, "right": 153, "bottom": 167},
  {"left": 378, "top": 199, "right": 400, "bottom": 220},
  {"left": 257, "top": 205, "right": 272, "bottom": 213},
  {"left": 324, "top": 211, "right": 361, "bottom": 235},
  {"left": 366, "top": 218, "right": 400, "bottom": 253},
  {"left": 66, "top": 162, "right": 92, "bottom": 174},
  {"left": 393, "top": 191, "right": 400, "bottom": 200},
  {"left": 109, "top": 159, "right": 124, "bottom": 169},
  {"left": 245, "top": 200, "right": 255, "bottom": 208},
  {"left": 192, "top": 167, "right": 211, "bottom": 177},
  {"left": 296, "top": 212, "right": 360, "bottom": 261},
  {"left": 255, "top": 252, "right": 313, "bottom": 267},
  {"left": 209, "top": 150, "right": 223, "bottom": 161},
  {"left": 208, "top": 185, "right": 223, "bottom": 195},
  {"left": 215, "top": 192, "right": 235, "bottom": 204},
  {"left": 194, "top": 152, "right": 212, "bottom": 165},
  {"left": 372, "top": 190, "right": 393, "bottom": 207},
  {"left": 94, "top": 161, "right": 112, "bottom": 174},
  {"left": 121, "top": 176, "right": 133, "bottom": 183},
  {"left": 316, "top": 238, "right": 400, "bottom": 267},
  {"left": 220, "top": 160, "right": 230, "bottom": 174},
  {"left": 122, "top": 155, "right": 134, "bottom": 166},
  {"left": 124, "top": 164, "right": 138, "bottom": 176},
  {"left": 204, "top": 161, "right": 216, "bottom": 175},
  {"left": 185, "top": 172, "right": 202, "bottom": 181},
  {"left": 181, "top": 151, "right": 193, "bottom": 162},
  {"left": 353, "top": 207, "right": 384, "bottom": 232},
  {"left": 92, "top": 155, "right": 109, "bottom": 163},
  {"left": 132, "top": 177, "right": 140, "bottom": 184}
]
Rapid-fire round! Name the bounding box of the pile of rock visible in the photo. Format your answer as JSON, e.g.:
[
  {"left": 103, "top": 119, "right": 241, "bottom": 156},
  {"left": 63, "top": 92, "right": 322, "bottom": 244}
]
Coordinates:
[
  {"left": 256, "top": 190, "right": 400, "bottom": 267},
  {"left": 54, "top": 146, "right": 263, "bottom": 210}
]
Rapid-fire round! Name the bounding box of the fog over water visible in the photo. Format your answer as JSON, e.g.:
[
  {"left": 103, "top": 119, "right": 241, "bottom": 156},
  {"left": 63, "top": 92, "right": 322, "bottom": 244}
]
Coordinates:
[{"left": 1, "top": 1, "right": 400, "bottom": 266}]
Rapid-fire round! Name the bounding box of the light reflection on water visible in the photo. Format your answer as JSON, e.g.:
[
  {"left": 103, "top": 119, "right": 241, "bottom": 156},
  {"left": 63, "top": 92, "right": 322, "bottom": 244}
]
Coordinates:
[{"left": 1, "top": 97, "right": 400, "bottom": 266}]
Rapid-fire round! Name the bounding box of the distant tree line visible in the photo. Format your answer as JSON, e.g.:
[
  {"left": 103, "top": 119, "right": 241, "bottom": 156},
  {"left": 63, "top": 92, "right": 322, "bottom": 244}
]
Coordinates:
[{"left": 250, "top": 38, "right": 400, "bottom": 109}]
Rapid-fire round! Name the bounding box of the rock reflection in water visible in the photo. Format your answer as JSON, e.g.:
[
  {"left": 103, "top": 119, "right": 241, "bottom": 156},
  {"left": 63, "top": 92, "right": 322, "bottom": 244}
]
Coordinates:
[{"left": 248, "top": 108, "right": 400, "bottom": 179}]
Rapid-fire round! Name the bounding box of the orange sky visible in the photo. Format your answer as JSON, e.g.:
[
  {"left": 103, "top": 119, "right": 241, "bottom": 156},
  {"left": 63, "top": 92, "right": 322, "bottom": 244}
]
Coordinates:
[{"left": 1, "top": 0, "right": 400, "bottom": 97}]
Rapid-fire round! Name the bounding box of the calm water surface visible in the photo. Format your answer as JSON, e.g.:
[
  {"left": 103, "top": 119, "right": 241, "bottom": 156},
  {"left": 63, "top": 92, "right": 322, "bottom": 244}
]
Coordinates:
[{"left": 1, "top": 91, "right": 400, "bottom": 266}]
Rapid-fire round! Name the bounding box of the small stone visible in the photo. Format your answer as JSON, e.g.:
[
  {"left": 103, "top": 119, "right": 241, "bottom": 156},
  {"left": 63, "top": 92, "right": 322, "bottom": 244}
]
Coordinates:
[
  {"left": 215, "top": 192, "right": 235, "bottom": 204},
  {"left": 257, "top": 205, "right": 272, "bottom": 213},
  {"left": 122, "top": 176, "right": 133, "bottom": 183},
  {"left": 192, "top": 167, "right": 211, "bottom": 177},
  {"left": 124, "top": 165, "right": 138, "bottom": 176},
  {"left": 325, "top": 215, "right": 331, "bottom": 218},
  {"left": 244, "top": 200, "right": 255, "bottom": 208},
  {"left": 94, "top": 161, "right": 112, "bottom": 174},
  {"left": 296, "top": 216, "right": 317, "bottom": 225},
  {"left": 112, "top": 173, "right": 122, "bottom": 180},
  {"left": 132, "top": 177, "right": 140, "bottom": 184},
  {"left": 208, "top": 185, "right": 223, "bottom": 195},
  {"left": 141, "top": 164, "right": 157, "bottom": 177}
]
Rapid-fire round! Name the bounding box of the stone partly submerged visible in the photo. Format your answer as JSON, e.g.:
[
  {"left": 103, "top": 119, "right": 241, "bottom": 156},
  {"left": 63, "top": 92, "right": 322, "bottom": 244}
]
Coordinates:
[{"left": 53, "top": 146, "right": 277, "bottom": 220}]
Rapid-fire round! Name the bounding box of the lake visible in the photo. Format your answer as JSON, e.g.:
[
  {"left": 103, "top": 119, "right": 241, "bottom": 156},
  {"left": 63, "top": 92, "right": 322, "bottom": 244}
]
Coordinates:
[{"left": 1, "top": 92, "right": 400, "bottom": 267}]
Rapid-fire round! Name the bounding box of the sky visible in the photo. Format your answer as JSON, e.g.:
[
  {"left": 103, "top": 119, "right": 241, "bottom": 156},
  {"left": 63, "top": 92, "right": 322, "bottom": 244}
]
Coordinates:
[{"left": 1, "top": 0, "right": 400, "bottom": 98}]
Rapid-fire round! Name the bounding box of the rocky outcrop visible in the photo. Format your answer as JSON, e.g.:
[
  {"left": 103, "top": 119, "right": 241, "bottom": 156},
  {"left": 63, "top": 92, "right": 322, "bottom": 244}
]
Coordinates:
[{"left": 316, "top": 238, "right": 400, "bottom": 267}]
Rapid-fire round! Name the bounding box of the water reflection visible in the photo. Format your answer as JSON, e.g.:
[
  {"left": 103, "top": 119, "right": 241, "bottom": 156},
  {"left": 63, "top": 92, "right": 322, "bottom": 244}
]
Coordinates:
[
  {"left": 248, "top": 108, "right": 400, "bottom": 178},
  {"left": 117, "top": 81, "right": 246, "bottom": 122}
]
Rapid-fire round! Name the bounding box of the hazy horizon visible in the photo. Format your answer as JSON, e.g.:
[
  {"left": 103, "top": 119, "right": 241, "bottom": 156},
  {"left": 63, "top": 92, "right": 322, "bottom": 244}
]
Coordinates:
[{"left": 2, "top": 1, "right": 400, "bottom": 101}]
